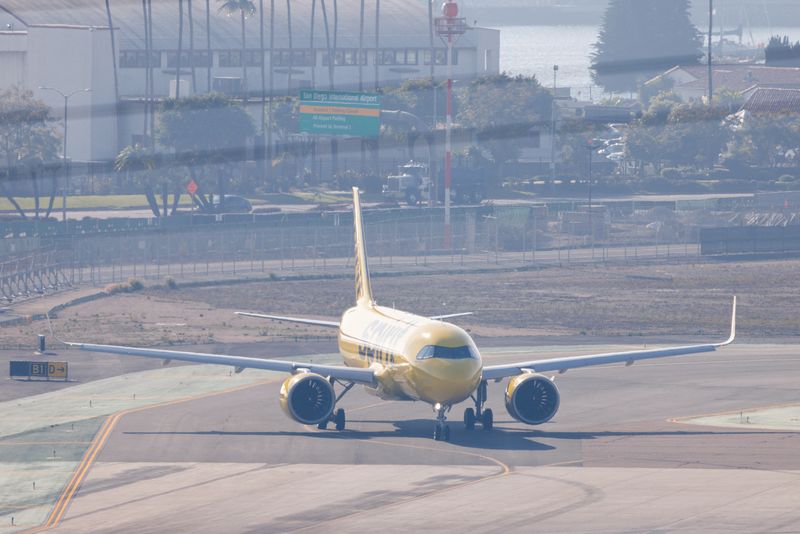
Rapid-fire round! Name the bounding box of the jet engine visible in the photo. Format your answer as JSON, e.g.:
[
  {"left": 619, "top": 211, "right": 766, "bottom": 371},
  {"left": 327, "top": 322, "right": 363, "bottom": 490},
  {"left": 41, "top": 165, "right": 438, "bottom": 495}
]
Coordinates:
[
  {"left": 505, "top": 373, "right": 560, "bottom": 425},
  {"left": 279, "top": 373, "right": 335, "bottom": 425}
]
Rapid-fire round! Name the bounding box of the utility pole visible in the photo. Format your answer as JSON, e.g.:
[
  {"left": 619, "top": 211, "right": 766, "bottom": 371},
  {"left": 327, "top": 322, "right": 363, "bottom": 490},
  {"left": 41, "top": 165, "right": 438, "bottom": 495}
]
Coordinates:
[
  {"left": 551, "top": 64, "right": 558, "bottom": 185},
  {"left": 435, "top": 1, "right": 466, "bottom": 249},
  {"left": 38, "top": 86, "right": 92, "bottom": 223},
  {"left": 708, "top": 0, "right": 713, "bottom": 103}
]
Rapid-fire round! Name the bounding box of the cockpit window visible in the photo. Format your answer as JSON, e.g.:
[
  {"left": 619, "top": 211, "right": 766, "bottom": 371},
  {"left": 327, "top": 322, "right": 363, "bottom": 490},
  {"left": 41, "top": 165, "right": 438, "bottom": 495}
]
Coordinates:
[{"left": 416, "top": 345, "right": 477, "bottom": 360}]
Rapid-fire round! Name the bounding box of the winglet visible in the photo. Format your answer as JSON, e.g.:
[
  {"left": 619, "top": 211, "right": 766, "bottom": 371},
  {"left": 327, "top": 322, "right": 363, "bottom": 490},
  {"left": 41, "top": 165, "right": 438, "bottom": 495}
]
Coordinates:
[
  {"left": 352, "top": 187, "right": 374, "bottom": 306},
  {"left": 717, "top": 296, "right": 736, "bottom": 347}
]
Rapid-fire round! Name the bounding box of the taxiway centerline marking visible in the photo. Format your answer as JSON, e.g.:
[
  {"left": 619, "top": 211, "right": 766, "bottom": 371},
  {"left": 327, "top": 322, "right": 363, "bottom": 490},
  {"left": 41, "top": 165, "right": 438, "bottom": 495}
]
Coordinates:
[{"left": 24, "top": 378, "right": 279, "bottom": 533}]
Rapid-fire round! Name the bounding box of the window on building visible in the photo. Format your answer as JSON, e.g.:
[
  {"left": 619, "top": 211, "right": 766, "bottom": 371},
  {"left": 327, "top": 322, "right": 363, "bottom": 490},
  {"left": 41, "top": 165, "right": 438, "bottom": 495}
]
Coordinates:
[
  {"left": 219, "top": 50, "right": 241, "bottom": 68},
  {"left": 246, "top": 50, "right": 263, "bottom": 67},
  {"left": 322, "top": 49, "right": 367, "bottom": 66},
  {"left": 166, "top": 51, "right": 210, "bottom": 68},
  {"left": 120, "top": 50, "right": 160, "bottom": 68},
  {"left": 423, "top": 48, "right": 458, "bottom": 66},
  {"left": 377, "top": 49, "right": 418, "bottom": 66},
  {"left": 272, "top": 49, "right": 315, "bottom": 67},
  {"left": 322, "top": 48, "right": 367, "bottom": 67}
]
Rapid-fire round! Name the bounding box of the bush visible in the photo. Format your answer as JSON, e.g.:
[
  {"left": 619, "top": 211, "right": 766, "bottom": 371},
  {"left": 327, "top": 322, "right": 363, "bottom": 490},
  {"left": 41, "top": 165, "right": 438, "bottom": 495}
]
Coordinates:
[
  {"left": 127, "top": 278, "right": 144, "bottom": 291},
  {"left": 104, "top": 278, "right": 145, "bottom": 295},
  {"left": 164, "top": 276, "right": 178, "bottom": 289},
  {"left": 661, "top": 168, "right": 681, "bottom": 180}
]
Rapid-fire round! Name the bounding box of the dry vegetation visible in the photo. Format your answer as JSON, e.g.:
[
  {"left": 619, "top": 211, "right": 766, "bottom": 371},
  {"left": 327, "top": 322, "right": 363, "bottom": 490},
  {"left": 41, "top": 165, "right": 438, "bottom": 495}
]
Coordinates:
[{"left": 3, "top": 259, "right": 798, "bottom": 348}]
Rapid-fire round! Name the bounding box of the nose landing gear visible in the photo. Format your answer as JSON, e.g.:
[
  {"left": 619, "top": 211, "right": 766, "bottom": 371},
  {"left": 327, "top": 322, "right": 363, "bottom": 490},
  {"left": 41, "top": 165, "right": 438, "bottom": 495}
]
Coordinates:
[
  {"left": 433, "top": 403, "right": 451, "bottom": 441},
  {"left": 465, "top": 380, "right": 493, "bottom": 431}
]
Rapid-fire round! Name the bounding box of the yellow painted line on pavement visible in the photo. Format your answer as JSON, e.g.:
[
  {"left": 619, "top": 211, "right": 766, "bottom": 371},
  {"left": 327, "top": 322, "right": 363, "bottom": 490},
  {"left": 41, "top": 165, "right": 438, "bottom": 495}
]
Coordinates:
[
  {"left": 24, "top": 378, "right": 278, "bottom": 533},
  {"left": 292, "top": 439, "right": 510, "bottom": 532}
]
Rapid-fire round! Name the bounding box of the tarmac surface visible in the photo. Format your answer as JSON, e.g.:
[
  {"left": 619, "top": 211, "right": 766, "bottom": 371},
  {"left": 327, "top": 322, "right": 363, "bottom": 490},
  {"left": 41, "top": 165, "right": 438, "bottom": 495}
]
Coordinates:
[{"left": 6, "top": 342, "right": 794, "bottom": 533}]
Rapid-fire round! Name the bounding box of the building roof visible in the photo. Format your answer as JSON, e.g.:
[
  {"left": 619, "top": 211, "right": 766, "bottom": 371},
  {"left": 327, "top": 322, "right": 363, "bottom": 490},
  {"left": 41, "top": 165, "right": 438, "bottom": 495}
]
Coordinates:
[
  {"left": 650, "top": 64, "right": 800, "bottom": 93},
  {"left": 0, "top": 0, "right": 485, "bottom": 50},
  {"left": 742, "top": 87, "right": 800, "bottom": 114}
]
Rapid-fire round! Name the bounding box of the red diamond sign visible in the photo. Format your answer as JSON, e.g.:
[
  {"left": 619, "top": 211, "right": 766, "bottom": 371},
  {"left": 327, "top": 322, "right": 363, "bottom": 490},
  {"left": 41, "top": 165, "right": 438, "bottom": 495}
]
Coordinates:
[{"left": 186, "top": 179, "right": 198, "bottom": 195}]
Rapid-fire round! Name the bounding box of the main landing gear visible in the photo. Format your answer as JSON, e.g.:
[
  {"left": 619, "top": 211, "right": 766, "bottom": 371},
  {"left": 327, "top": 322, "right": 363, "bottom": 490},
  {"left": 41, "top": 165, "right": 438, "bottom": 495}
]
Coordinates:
[
  {"left": 317, "top": 380, "right": 354, "bottom": 431},
  {"left": 433, "top": 403, "right": 451, "bottom": 441},
  {"left": 464, "top": 380, "right": 493, "bottom": 431}
]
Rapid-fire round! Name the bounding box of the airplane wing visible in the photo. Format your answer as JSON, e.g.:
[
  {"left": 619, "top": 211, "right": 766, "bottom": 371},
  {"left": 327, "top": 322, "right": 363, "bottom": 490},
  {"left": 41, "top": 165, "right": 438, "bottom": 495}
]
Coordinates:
[
  {"left": 482, "top": 297, "right": 736, "bottom": 381},
  {"left": 63, "top": 341, "right": 376, "bottom": 385},
  {"left": 429, "top": 312, "right": 474, "bottom": 320},
  {"left": 235, "top": 311, "right": 473, "bottom": 326},
  {"left": 235, "top": 312, "right": 340, "bottom": 328}
]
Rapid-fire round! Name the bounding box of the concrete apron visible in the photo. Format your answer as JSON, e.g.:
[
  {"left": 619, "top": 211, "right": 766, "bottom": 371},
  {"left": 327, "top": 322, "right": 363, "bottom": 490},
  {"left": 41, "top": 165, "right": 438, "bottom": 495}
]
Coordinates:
[{"left": 0, "top": 354, "right": 340, "bottom": 533}]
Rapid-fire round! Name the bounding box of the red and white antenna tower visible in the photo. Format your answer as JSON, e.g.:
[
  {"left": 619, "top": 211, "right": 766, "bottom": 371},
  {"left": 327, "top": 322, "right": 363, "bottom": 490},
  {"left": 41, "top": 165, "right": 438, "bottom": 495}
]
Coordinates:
[{"left": 435, "top": 2, "right": 467, "bottom": 249}]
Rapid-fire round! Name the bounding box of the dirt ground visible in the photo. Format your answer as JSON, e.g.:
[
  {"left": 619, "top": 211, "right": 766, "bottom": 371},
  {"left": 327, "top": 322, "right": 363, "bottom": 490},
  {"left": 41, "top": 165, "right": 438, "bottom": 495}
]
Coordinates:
[{"left": 2, "top": 258, "right": 798, "bottom": 349}]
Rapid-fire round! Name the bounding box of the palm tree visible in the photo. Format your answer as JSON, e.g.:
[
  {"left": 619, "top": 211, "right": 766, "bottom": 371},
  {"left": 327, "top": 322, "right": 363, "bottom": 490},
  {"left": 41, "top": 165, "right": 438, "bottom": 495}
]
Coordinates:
[
  {"left": 147, "top": 0, "right": 155, "bottom": 143},
  {"left": 285, "top": 0, "right": 293, "bottom": 94},
  {"left": 205, "top": 0, "right": 212, "bottom": 92},
  {"left": 358, "top": 0, "right": 364, "bottom": 91},
  {"left": 141, "top": 0, "right": 150, "bottom": 137},
  {"left": 218, "top": 0, "right": 256, "bottom": 97},
  {"left": 104, "top": 0, "right": 119, "bottom": 103},
  {"left": 188, "top": 0, "right": 196, "bottom": 92},
  {"left": 321, "top": 0, "right": 333, "bottom": 90},
  {"left": 309, "top": 0, "right": 316, "bottom": 88},
  {"left": 374, "top": 0, "right": 380, "bottom": 91},
  {"left": 266, "top": 0, "right": 275, "bottom": 188},
  {"left": 176, "top": 0, "right": 184, "bottom": 99},
  {"left": 258, "top": 0, "right": 266, "bottom": 135}
]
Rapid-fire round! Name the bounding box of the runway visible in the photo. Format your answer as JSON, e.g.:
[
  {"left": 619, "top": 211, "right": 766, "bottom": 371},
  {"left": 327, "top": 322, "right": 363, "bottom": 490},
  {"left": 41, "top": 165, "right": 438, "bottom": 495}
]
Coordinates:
[{"left": 16, "top": 343, "right": 800, "bottom": 532}]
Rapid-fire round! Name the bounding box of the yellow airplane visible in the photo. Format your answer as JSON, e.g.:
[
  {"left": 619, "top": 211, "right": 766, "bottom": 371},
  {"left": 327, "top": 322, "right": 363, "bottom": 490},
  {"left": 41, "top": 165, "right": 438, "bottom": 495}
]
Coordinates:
[{"left": 66, "top": 188, "right": 737, "bottom": 441}]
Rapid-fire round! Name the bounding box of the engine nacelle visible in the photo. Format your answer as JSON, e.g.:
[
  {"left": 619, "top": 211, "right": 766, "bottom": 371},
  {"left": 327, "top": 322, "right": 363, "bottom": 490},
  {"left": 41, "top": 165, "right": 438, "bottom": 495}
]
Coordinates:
[
  {"left": 279, "top": 373, "right": 335, "bottom": 425},
  {"left": 505, "top": 373, "right": 560, "bottom": 425}
]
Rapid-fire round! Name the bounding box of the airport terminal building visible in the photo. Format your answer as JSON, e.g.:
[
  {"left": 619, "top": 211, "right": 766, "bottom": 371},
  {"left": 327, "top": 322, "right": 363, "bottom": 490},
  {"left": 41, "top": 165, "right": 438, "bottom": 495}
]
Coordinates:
[{"left": 0, "top": 0, "right": 500, "bottom": 164}]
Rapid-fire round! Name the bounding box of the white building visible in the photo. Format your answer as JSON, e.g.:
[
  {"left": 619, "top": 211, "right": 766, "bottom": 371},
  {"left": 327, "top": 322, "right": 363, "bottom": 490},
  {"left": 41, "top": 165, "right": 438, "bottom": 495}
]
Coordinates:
[{"left": 0, "top": 0, "right": 499, "bottom": 164}]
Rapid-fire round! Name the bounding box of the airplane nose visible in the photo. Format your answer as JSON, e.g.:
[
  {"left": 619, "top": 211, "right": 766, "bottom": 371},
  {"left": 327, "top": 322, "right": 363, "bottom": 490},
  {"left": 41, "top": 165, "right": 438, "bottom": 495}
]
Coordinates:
[{"left": 417, "top": 358, "right": 482, "bottom": 403}]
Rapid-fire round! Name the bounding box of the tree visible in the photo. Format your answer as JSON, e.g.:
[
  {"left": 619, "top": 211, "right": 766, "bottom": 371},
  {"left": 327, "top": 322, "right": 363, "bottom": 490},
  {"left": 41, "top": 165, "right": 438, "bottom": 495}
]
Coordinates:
[
  {"left": 457, "top": 74, "right": 552, "bottom": 182},
  {"left": 0, "top": 87, "right": 61, "bottom": 220},
  {"left": 592, "top": 0, "right": 702, "bottom": 94},
  {"left": 626, "top": 96, "right": 730, "bottom": 173},
  {"left": 218, "top": 0, "right": 256, "bottom": 95},
  {"left": 728, "top": 115, "right": 800, "bottom": 169},
  {"left": 115, "top": 143, "right": 162, "bottom": 217},
  {"left": 765, "top": 35, "right": 800, "bottom": 67},
  {"left": 206, "top": 0, "right": 212, "bottom": 91},
  {"left": 104, "top": 0, "right": 119, "bottom": 103},
  {"left": 176, "top": 0, "right": 184, "bottom": 99},
  {"left": 156, "top": 94, "right": 254, "bottom": 209}
]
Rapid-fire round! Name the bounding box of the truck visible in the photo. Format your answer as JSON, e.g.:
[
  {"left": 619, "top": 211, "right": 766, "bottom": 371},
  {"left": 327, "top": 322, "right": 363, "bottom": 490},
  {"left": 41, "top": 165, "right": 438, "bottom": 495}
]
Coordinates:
[
  {"left": 382, "top": 161, "right": 486, "bottom": 206},
  {"left": 382, "top": 161, "right": 432, "bottom": 205}
]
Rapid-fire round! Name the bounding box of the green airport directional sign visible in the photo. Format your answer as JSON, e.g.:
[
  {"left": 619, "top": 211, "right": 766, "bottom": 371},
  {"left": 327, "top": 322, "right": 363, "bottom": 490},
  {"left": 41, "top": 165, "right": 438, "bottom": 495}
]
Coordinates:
[{"left": 299, "top": 90, "right": 381, "bottom": 138}]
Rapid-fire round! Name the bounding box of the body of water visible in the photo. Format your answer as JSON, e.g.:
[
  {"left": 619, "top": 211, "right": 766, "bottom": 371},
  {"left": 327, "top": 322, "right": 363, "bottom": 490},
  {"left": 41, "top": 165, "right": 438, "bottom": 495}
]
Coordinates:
[{"left": 494, "top": 24, "right": 800, "bottom": 99}]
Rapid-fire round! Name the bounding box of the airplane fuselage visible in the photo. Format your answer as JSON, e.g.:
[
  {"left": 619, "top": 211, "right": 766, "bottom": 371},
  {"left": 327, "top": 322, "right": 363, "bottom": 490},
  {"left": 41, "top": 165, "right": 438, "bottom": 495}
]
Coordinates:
[{"left": 338, "top": 305, "right": 482, "bottom": 405}]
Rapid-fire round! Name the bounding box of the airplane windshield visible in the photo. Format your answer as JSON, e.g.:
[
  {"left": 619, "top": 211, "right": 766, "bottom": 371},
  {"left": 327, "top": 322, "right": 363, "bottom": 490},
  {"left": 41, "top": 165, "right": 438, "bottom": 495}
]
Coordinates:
[{"left": 416, "top": 345, "right": 477, "bottom": 360}]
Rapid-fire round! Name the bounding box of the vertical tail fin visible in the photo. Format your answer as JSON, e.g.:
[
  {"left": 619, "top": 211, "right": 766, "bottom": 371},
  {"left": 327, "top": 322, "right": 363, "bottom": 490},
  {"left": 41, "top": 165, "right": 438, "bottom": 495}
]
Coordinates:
[{"left": 352, "top": 187, "right": 374, "bottom": 306}]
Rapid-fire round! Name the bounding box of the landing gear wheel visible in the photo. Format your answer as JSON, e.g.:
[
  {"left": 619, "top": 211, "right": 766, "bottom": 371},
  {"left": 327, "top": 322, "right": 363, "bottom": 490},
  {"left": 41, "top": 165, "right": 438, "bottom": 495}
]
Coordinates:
[
  {"left": 334, "top": 408, "right": 346, "bottom": 431},
  {"left": 443, "top": 425, "right": 451, "bottom": 441},
  {"left": 481, "top": 408, "right": 494, "bottom": 431},
  {"left": 464, "top": 407, "right": 476, "bottom": 430},
  {"left": 433, "top": 424, "right": 441, "bottom": 441},
  {"left": 317, "top": 420, "right": 329, "bottom": 430},
  {"left": 333, "top": 408, "right": 346, "bottom": 430}
]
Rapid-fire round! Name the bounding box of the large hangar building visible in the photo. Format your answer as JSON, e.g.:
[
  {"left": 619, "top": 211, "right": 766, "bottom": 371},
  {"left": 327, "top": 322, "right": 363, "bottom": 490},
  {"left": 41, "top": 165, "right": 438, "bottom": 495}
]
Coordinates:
[{"left": 0, "top": 0, "right": 500, "bottom": 164}]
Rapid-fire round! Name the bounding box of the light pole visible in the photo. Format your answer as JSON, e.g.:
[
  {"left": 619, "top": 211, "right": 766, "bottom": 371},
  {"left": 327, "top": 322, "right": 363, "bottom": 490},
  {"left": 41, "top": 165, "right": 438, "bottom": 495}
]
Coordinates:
[
  {"left": 435, "top": 1, "right": 467, "bottom": 249},
  {"left": 708, "top": 0, "right": 713, "bottom": 103},
  {"left": 38, "top": 86, "right": 91, "bottom": 222},
  {"left": 586, "top": 138, "right": 599, "bottom": 257},
  {"left": 550, "top": 64, "right": 558, "bottom": 185}
]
